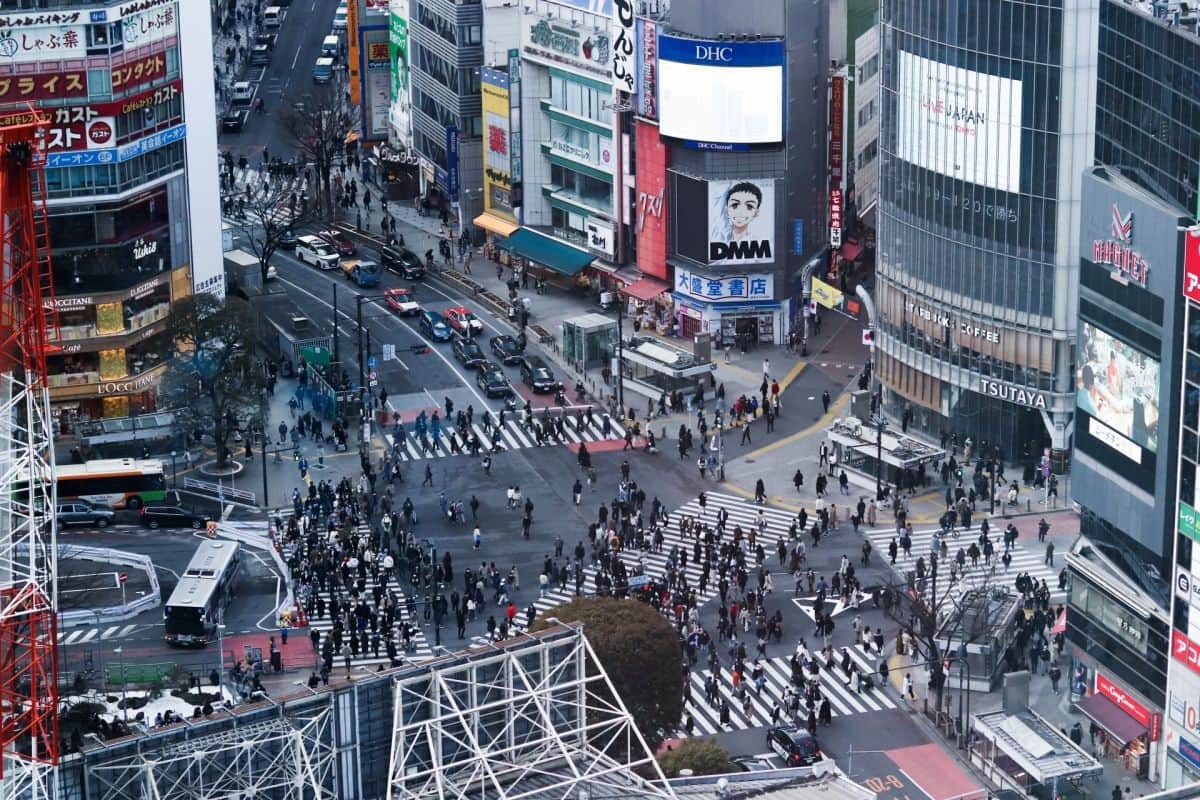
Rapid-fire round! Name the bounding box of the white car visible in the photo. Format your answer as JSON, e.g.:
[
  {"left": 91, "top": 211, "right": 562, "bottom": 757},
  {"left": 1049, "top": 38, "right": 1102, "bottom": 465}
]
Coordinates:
[
  {"left": 295, "top": 235, "right": 340, "bottom": 270},
  {"left": 332, "top": 4, "right": 348, "bottom": 30}
]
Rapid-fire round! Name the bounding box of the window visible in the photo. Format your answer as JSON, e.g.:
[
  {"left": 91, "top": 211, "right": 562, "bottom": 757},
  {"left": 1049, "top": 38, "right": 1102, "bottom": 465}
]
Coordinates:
[
  {"left": 857, "top": 99, "right": 876, "bottom": 127},
  {"left": 462, "top": 24, "right": 482, "bottom": 45},
  {"left": 859, "top": 54, "right": 879, "bottom": 82},
  {"left": 857, "top": 139, "right": 879, "bottom": 170}
]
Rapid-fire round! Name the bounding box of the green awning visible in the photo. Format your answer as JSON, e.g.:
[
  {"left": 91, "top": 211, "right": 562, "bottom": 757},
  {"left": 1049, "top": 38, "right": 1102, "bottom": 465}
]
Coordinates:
[{"left": 500, "top": 228, "right": 594, "bottom": 276}]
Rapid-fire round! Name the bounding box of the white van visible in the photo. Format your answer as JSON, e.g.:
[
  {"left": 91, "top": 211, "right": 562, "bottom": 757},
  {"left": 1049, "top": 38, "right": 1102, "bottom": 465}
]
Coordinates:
[
  {"left": 332, "top": 4, "right": 348, "bottom": 30},
  {"left": 321, "top": 35, "right": 339, "bottom": 60},
  {"left": 264, "top": 6, "right": 282, "bottom": 28},
  {"left": 295, "top": 235, "right": 339, "bottom": 270}
]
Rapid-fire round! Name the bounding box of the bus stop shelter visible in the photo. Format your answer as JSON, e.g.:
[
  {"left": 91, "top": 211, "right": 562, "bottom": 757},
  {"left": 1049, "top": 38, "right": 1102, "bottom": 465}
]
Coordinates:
[
  {"left": 970, "top": 709, "right": 1102, "bottom": 799},
  {"left": 825, "top": 416, "right": 945, "bottom": 490}
]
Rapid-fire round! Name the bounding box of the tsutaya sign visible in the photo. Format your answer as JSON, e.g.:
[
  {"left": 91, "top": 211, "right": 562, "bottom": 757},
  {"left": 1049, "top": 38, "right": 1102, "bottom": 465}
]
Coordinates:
[
  {"left": 979, "top": 377, "right": 1048, "bottom": 410},
  {"left": 1092, "top": 203, "right": 1150, "bottom": 286}
]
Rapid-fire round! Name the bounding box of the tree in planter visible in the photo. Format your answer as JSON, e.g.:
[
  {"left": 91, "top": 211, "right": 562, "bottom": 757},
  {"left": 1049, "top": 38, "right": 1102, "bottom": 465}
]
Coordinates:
[
  {"left": 531, "top": 597, "right": 683, "bottom": 749},
  {"left": 162, "top": 294, "right": 267, "bottom": 470},
  {"left": 657, "top": 738, "right": 737, "bottom": 778},
  {"left": 228, "top": 178, "right": 316, "bottom": 282},
  {"left": 285, "top": 90, "right": 355, "bottom": 225}
]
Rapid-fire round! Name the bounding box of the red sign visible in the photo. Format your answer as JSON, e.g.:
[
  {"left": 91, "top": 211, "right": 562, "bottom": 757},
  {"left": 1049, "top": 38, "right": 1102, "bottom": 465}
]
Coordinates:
[
  {"left": 634, "top": 119, "right": 668, "bottom": 281},
  {"left": 1184, "top": 226, "right": 1200, "bottom": 303},
  {"left": 829, "top": 75, "right": 844, "bottom": 188},
  {"left": 87, "top": 119, "right": 114, "bottom": 146},
  {"left": 830, "top": 188, "right": 843, "bottom": 248},
  {"left": 1175, "top": 629, "right": 1200, "bottom": 675},
  {"left": 1095, "top": 672, "right": 1150, "bottom": 727},
  {"left": 0, "top": 69, "right": 87, "bottom": 103},
  {"left": 1150, "top": 711, "right": 1162, "bottom": 742},
  {"left": 118, "top": 572, "right": 128, "bottom": 584},
  {"left": 111, "top": 52, "right": 167, "bottom": 92},
  {"left": 1091, "top": 203, "right": 1149, "bottom": 286}
]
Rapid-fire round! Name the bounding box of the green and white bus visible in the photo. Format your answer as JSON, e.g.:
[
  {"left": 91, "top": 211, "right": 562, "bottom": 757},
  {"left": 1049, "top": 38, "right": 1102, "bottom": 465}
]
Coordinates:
[{"left": 55, "top": 458, "right": 167, "bottom": 509}]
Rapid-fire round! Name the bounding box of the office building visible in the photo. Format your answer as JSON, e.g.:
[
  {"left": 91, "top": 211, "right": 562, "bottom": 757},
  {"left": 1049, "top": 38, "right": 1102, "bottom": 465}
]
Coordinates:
[{"left": 0, "top": 0, "right": 222, "bottom": 425}]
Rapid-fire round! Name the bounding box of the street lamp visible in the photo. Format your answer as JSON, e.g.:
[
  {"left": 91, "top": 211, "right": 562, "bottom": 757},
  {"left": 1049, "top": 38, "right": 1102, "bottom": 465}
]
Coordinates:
[
  {"left": 216, "top": 619, "right": 228, "bottom": 707},
  {"left": 169, "top": 450, "right": 177, "bottom": 487},
  {"left": 113, "top": 646, "right": 128, "bottom": 722},
  {"left": 873, "top": 387, "right": 886, "bottom": 501}
]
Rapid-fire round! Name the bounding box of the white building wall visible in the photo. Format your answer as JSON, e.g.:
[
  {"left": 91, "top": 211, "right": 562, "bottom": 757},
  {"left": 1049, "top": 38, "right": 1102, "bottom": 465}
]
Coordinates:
[
  {"left": 853, "top": 22, "right": 880, "bottom": 217},
  {"left": 483, "top": 0, "right": 522, "bottom": 67}
]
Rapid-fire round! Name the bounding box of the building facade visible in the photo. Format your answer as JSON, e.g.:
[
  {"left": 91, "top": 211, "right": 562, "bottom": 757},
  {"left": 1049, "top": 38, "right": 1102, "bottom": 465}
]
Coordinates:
[
  {"left": 395, "top": 0, "right": 484, "bottom": 224},
  {"left": 653, "top": 0, "right": 830, "bottom": 348},
  {"left": 0, "top": 0, "right": 221, "bottom": 425},
  {"left": 874, "top": 0, "right": 1098, "bottom": 461},
  {"left": 852, "top": 20, "right": 880, "bottom": 221}
]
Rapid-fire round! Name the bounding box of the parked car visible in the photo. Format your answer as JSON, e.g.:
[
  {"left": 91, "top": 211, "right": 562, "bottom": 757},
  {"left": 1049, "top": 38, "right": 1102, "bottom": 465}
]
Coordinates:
[
  {"left": 489, "top": 334, "right": 523, "bottom": 365},
  {"left": 384, "top": 287, "right": 420, "bottom": 316},
  {"left": 221, "top": 109, "right": 248, "bottom": 133},
  {"left": 380, "top": 245, "right": 424, "bottom": 279},
  {"left": 254, "top": 33, "right": 278, "bottom": 50},
  {"left": 278, "top": 228, "right": 299, "bottom": 250},
  {"left": 312, "top": 57, "right": 334, "bottom": 84},
  {"left": 443, "top": 306, "right": 484, "bottom": 337},
  {"left": 56, "top": 500, "right": 115, "bottom": 528},
  {"left": 419, "top": 310, "right": 453, "bottom": 342},
  {"left": 249, "top": 43, "right": 272, "bottom": 65},
  {"left": 519, "top": 355, "right": 558, "bottom": 393},
  {"left": 476, "top": 364, "right": 512, "bottom": 398},
  {"left": 140, "top": 505, "right": 210, "bottom": 530},
  {"left": 320, "top": 229, "right": 357, "bottom": 256},
  {"left": 452, "top": 336, "right": 487, "bottom": 369},
  {"left": 230, "top": 81, "right": 254, "bottom": 105},
  {"left": 765, "top": 726, "right": 822, "bottom": 767},
  {"left": 332, "top": 3, "right": 348, "bottom": 30}
]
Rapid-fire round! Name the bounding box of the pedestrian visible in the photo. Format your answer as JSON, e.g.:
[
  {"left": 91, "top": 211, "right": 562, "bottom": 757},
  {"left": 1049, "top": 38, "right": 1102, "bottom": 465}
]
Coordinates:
[
  {"left": 903, "top": 673, "right": 915, "bottom": 700},
  {"left": 754, "top": 478, "right": 766, "bottom": 504},
  {"left": 793, "top": 470, "right": 803, "bottom": 492},
  {"left": 740, "top": 418, "right": 753, "bottom": 445},
  {"left": 423, "top": 464, "right": 433, "bottom": 487},
  {"left": 1049, "top": 662, "right": 1062, "bottom": 694},
  {"left": 821, "top": 390, "right": 831, "bottom": 414},
  {"left": 1045, "top": 542, "right": 1055, "bottom": 566},
  {"left": 572, "top": 479, "right": 582, "bottom": 505},
  {"left": 473, "top": 525, "right": 482, "bottom": 549}
]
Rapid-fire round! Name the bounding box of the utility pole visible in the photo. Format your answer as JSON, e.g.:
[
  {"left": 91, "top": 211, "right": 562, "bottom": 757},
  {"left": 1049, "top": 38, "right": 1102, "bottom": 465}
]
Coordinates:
[
  {"left": 356, "top": 295, "right": 365, "bottom": 392},
  {"left": 616, "top": 298, "right": 624, "bottom": 412},
  {"left": 332, "top": 283, "right": 340, "bottom": 365},
  {"left": 260, "top": 434, "right": 269, "bottom": 507},
  {"left": 874, "top": 387, "right": 885, "bottom": 501}
]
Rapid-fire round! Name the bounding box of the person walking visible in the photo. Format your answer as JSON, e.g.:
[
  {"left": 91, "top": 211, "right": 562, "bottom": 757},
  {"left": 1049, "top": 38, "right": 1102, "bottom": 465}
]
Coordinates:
[
  {"left": 572, "top": 479, "right": 582, "bottom": 505},
  {"left": 793, "top": 470, "right": 804, "bottom": 493},
  {"left": 740, "top": 417, "right": 753, "bottom": 445},
  {"left": 754, "top": 478, "right": 766, "bottom": 504},
  {"left": 821, "top": 390, "right": 831, "bottom": 414},
  {"left": 903, "top": 673, "right": 915, "bottom": 700},
  {"left": 1045, "top": 542, "right": 1055, "bottom": 566}
]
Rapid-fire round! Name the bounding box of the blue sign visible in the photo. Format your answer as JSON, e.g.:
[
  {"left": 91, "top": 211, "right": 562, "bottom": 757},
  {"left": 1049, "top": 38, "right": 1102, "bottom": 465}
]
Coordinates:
[
  {"left": 792, "top": 219, "right": 804, "bottom": 256},
  {"left": 674, "top": 268, "right": 773, "bottom": 303},
  {"left": 1180, "top": 736, "right": 1200, "bottom": 770},
  {"left": 45, "top": 123, "right": 186, "bottom": 169},
  {"left": 445, "top": 125, "right": 459, "bottom": 203},
  {"left": 90, "top": 9, "right": 107, "bottom": 22},
  {"left": 658, "top": 34, "right": 785, "bottom": 68},
  {"left": 367, "top": 356, "right": 378, "bottom": 369}
]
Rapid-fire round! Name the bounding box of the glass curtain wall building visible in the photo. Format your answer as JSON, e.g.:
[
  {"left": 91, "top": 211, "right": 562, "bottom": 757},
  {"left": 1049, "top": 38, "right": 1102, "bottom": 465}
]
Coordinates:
[{"left": 874, "top": 0, "right": 1096, "bottom": 463}]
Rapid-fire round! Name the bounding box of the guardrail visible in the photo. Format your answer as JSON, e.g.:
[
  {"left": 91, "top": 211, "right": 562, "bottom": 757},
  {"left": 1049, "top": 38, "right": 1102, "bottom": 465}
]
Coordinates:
[
  {"left": 183, "top": 476, "right": 257, "bottom": 505},
  {"left": 55, "top": 544, "right": 162, "bottom": 628}
]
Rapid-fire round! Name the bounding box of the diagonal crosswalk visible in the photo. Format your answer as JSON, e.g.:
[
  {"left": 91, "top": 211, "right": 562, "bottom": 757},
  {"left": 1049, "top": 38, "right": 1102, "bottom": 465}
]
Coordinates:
[
  {"left": 382, "top": 413, "right": 628, "bottom": 462},
  {"left": 679, "top": 644, "right": 898, "bottom": 736},
  {"left": 57, "top": 624, "right": 140, "bottom": 645},
  {"left": 862, "top": 520, "right": 1065, "bottom": 606}
]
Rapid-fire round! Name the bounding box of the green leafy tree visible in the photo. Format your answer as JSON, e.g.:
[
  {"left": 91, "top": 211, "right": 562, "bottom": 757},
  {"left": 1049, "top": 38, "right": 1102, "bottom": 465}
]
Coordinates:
[
  {"left": 532, "top": 597, "right": 682, "bottom": 748},
  {"left": 657, "top": 738, "right": 737, "bottom": 778},
  {"left": 162, "top": 294, "right": 267, "bottom": 470}
]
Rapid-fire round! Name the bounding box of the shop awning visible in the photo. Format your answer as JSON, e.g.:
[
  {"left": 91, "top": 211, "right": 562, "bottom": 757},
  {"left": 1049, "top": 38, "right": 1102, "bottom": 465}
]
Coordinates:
[
  {"left": 1076, "top": 694, "right": 1146, "bottom": 746},
  {"left": 839, "top": 241, "right": 864, "bottom": 261},
  {"left": 500, "top": 228, "right": 594, "bottom": 276},
  {"left": 621, "top": 277, "right": 669, "bottom": 302},
  {"left": 473, "top": 213, "right": 519, "bottom": 237}
]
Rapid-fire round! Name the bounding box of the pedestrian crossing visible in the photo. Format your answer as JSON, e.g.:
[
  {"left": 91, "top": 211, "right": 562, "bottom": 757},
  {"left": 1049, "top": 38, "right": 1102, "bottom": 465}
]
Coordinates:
[
  {"left": 863, "top": 521, "right": 1065, "bottom": 606},
  {"left": 221, "top": 168, "right": 304, "bottom": 227},
  {"left": 382, "top": 413, "right": 629, "bottom": 462},
  {"left": 57, "top": 624, "right": 140, "bottom": 645},
  {"left": 509, "top": 491, "right": 799, "bottom": 633},
  {"left": 286, "top": 520, "right": 436, "bottom": 668},
  {"left": 680, "top": 644, "right": 899, "bottom": 736}
]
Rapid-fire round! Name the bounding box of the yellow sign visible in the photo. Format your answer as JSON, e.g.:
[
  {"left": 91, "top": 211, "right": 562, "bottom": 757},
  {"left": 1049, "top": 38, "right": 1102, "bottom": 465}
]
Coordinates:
[
  {"left": 481, "top": 74, "right": 514, "bottom": 222},
  {"left": 811, "top": 277, "right": 843, "bottom": 310},
  {"left": 348, "top": 0, "right": 361, "bottom": 106}
]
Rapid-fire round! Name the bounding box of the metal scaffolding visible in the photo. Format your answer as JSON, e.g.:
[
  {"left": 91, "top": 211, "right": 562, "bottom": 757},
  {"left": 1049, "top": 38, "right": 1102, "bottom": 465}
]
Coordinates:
[
  {"left": 84, "top": 710, "right": 337, "bottom": 800},
  {"left": 388, "top": 626, "right": 676, "bottom": 800}
]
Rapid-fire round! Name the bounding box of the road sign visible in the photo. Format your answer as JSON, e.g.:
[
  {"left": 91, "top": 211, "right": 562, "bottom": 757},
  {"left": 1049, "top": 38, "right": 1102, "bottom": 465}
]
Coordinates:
[
  {"left": 369, "top": 369, "right": 378, "bottom": 387},
  {"left": 117, "top": 572, "right": 128, "bottom": 584},
  {"left": 382, "top": 344, "right": 396, "bottom": 361},
  {"left": 367, "top": 356, "right": 378, "bottom": 369}
]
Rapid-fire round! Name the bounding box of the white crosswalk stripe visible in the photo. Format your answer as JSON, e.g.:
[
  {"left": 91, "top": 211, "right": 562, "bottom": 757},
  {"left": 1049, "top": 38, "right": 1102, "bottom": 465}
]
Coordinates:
[
  {"left": 57, "top": 624, "right": 140, "bottom": 645},
  {"left": 863, "top": 519, "right": 1065, "bottom": 606},
  {"left": 382, "top": 413, "right": 628, "bottom": 462},
  {"left": 679, "top": 644, "right": 898, "bottom": 736},
  {"left": 286, "top": 520, "right": 435, "bottom": 667}
]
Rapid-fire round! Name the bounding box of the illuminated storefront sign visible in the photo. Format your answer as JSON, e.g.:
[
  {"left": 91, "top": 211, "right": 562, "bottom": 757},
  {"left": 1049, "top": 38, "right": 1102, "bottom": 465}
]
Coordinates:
[{"left": 1092, "top": 203, "right": 1150, "bottom": 286}]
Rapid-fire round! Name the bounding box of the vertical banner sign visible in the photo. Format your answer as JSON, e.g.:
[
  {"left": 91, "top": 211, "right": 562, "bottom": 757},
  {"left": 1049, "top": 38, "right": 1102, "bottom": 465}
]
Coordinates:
[
  {"left": 830, "top": 189, "right": 843, "bottom": 248},
  {"left": 792, "top": 219, "right": 804, "bottom": 256},
  {"left": 611, "top": 0, "right": 635, "bottom": 95},
  {"left": 388, "top": 10, "right": 408, "bottom": 104},
  {"left": 1185, "top": 225, "right": 1200, "bottom": 303},
  {"left": 348, "top": 0, "right": 361, "bottom": 106},
  {"left": 636, "top": 19, "right": 658, "bottom": 119},
  {"left": 829, "top": 74, "right": 844, "bottom": 189},
  {"left": 508, "top": 49, "right": 523, "bottom": 186},
  {"left": 445, "top": 125, "right": 459, "bottom": 202}
]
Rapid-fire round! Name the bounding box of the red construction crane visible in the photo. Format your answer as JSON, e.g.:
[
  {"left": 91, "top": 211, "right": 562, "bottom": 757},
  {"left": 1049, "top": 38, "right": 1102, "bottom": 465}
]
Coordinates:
[{"left": 0, "top": 108, "right": 60, "bottom": 799}]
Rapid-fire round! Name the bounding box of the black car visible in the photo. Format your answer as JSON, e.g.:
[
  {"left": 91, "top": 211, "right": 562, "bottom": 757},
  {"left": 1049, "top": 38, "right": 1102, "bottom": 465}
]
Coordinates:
[
  {"left": 221, "top": 109, "right": 248, "bottom": 133},
  {"left": 476, "top": 364, "right": 512, "bottom": 397},
  {"left": 419, "top": 310, "right": 453, "bottom": 342},
  {"left": 254, "top": 32, "right": 278, "bottom": 49},
  {"left": 452, "top": 336, "right": 487, "bottom": 369},
  {"left": 381, "top": 245, "right": 424, "bottom": 279},
  {"left": 519, "top": 355, "right": 558, "bottom": 393},
  {"left": 278, "top": 228, "right": 299, "bottom": 250},
  {"left": 249, "top": 43, "right": 272, "bottom": 65},
  {"left": 140, "top": 505, "right": 210, "bottom": 530},
  {"left": 766, "top": 726, "right": 822, "bottom": 767},
  {"left": 490, "top": 334, "right": 523, "bottom": 365}
]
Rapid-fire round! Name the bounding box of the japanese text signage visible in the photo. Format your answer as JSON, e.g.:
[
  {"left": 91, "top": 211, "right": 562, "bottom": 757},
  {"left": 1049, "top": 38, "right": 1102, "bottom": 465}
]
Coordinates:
[
  {"left": 0, "top": 69, "right": 87, "bottom": 102},
  {"left": 445, "top": 125, "right": 459, "bottom": 202},
  {"left": 1184, "top": 226, "right": 1200, "bottom": 303},
  {"left": 523, "top": 15, "right": 611, "bottom": 82},
  {"left": 830, "top": 188, "right": 843, "bottom": 248},
  {"left": 45, "top": 122, "right": 184, "bottom": 168},
  {"left": 635, "top": 19, "right": 657, "bottom": 119},
  {"left": 0, "top": 24, "right": 87, "bottom": 62},
  {"left": 674, "top": 269, "right": 773, "bottom": 304},
  {"left": 0, "top": 1, "right": 177, "bottom": 63},
  {"left": 1095, "top": 672, "right": 1151, "bottom": 728},
  {"left": 1173, "top": 629, "right": 1200, "bottom": 676},
  {"left": 829, "top": 75, "right": 844, "bottom": 188},
  {"left": 610, "top": 0, "right": 634, "bottom": 94},
  {"left": 120, "top": 3, "right": 177, "bottom": 48},
  {"left": 1092, "top": 203, "right": 1150, "bottom": 286},
  {"left": 111, "top": 51, "right": 168, "bottom": 91}
]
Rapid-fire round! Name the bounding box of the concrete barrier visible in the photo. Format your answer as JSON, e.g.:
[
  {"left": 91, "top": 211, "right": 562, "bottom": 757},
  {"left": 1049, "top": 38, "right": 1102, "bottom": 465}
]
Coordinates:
[{"left": 56, "top": 545, "right": 161, "bottom": 628}]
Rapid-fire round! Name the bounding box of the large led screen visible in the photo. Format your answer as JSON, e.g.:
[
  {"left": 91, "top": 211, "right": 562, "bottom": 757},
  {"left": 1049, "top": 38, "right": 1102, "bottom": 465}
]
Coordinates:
[
  {"left": 895, "top": 51, "right": 1023, "bottom": 194},
  {"left": 1077, "top": 322, "right": 1160, "bottom": 454},
  {"left": 707, "top": 178, "right": 775, "bottom": 265},
  {"left": 657, "top": 35, "right": 784, "bottom": 147}
]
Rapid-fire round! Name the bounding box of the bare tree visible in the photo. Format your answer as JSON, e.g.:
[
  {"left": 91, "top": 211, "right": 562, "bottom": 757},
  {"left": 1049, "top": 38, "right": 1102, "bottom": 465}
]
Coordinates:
[
  {"left": 285, "top": 89, "right": 355, "bottom": 223},
  {"left": 227, "top": 175, "right": 316, "bottom": 281},
  {"left": 161, "top": 294, "right": 267, "bottom": 470}
]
